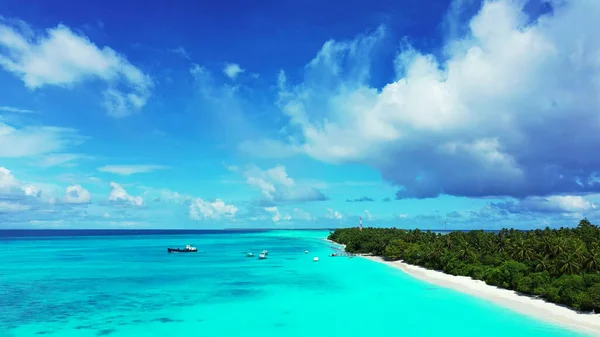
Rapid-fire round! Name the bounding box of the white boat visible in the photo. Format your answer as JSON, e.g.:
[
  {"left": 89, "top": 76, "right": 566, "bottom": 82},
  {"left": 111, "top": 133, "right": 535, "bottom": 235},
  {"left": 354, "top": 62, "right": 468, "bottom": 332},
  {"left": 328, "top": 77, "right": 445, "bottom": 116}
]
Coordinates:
[
  {"left": 313, "top": 257, "right": 319, "bottom": 262},
  {"left": 304, "top": 250, "right": 308, "bottom": 254},
  {"left": 246, "top": 252, "right": 254, "bottom": 257},
  {"left": 262, "top": 250, "right": 268, "bottom": 255},
  {"left": 258, "top": 253, "right": 267, "bottom": 259}
]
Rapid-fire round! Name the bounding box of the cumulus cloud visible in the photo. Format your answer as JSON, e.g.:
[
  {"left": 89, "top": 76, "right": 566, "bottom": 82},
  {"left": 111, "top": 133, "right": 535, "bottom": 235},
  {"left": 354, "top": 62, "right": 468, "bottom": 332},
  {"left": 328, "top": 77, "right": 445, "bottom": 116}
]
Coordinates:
[
  {"left": 108, "top": 182, "right": 143, "bottom": 206},
  {"left": 0, "top": 167, "right": 63, "bottom": 218},
  {"left": 326, "top": 208, "right": 342, "bottom": 220},
  {"left": 0, "top": 122, "right": 83, "bottom": 158},
  {"left": 242, "top": 165, "right": 328, "bottom": 205},
  {"left": 63, "top": 184, "right": 91, "bottom": 204},
  {"left": 251, "top": 0, "right": 600, "bottom": 200},
  {"left": 0, "top": 167, "right": 21, "bottom": 194},
  {"left": 0, "top": 167, "right": 51, "bottom": 201},
  {"left": 0, "top": 18, "right": 153, "bottom": 117},
  {"left": 189, "top": 198, "right": 238, "bottom": 220},
  {"left": 143, "top": 188, "right": 191, "bottom": 203},
  {"left": 264, "top": 206, "right": 292, "bottom": 222},
  {"left": 492, "top": 195, "right": 596, "bottom": 214},
  {"left": 98, "top": 165, "right": 167, "bottom": 175},
  {"left": 346, "top": 196, "right": 374, "bottom": 202},
  {"left": 293, "top": 207, "right": 314, "bottom": 221},
  {"left": 223, "top": 63, "right": 244, "bottom": 80}
]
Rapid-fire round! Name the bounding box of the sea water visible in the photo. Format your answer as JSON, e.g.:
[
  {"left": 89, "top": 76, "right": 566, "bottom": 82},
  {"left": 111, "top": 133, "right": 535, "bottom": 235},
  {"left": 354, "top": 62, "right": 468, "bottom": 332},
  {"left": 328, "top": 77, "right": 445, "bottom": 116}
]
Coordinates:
[{"left": 0, "top": 229, "right": 590, "bottom": 337}]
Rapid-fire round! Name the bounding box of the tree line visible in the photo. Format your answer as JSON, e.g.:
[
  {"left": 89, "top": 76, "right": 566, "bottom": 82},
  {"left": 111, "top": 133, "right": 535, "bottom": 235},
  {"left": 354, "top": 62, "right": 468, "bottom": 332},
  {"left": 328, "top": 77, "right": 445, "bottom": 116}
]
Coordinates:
[{"left": 328, "top": 219, "right": 600, "bottom": 312}]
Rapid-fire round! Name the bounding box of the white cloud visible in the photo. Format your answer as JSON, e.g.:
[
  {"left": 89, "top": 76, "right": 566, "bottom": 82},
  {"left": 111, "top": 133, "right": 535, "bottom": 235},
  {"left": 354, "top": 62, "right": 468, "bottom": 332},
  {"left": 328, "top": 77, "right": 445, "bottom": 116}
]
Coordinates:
[
  {"left": 64, "top": 184, "right": 91, "bottom": 204},
  {"left": 0, "top": 166, "right": 61, "bottom": 209},
  {"left": 0, "top": 122, "right": 83, "bottom": 158},
  {"left": 0, "top": 106, "right": 34, "bottom": 113},
  {"left": 98, "top": 165, "right": 166, "bottom": 175},
  {"left": 189, "top": 198, "right": 238, "bottom": 220},
  {"left": 0, "top": 19, "right": 153, "bottom": 117},
  {"left": 256, "top": 0, "right": 600, "bottom": 199},
  {"left": 293, "top": 207, "right": 314, "bottom": 221},
  {"left": 0, "top": 201, "right": 29, "bottom": 212},
  {"left": 243, "top": 165, "right": 327, "bottom": 204},
  {"left": 223, "top": 63, "right": 244, "bottom": 80},
  {"left": 0, "top": 167, "right": 20, "bottom": 193},
  {"left": 326, "top": 208, "right": 342, "bottom": 220},
  {"left": 0, "top": 167, "right": 48, "bottom": 200},
  {"left": 108, "top": 182, "right": 143, "bottom": 206},
  {"left": 21, "top": 184, "right": 42, "bottom": 198},
  {"left": 493, "top": 195, "right": 596, "bottom": 214},
  {"left": 141, "top": 187, "right": 191, "bottom": 203},
  {"left": 38, "top": 153, "right": 90, "bottom": 167},
  {"left": 170, "top": 46, "right": 190, "bottom": 59},
  {"left": 264, "top": 206, "right": 292, "bottom": 222}
]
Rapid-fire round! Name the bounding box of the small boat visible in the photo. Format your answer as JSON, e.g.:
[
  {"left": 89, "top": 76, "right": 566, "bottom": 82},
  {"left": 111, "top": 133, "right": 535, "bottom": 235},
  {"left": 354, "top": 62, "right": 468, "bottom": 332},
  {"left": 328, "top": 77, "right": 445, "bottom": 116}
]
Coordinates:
[
  {"left": 258, "top": 253, "right": 267, "bottom": 259},
  {"left": 313, "top": 257, "right": 319, "bottom": 262},
  {"left": 167, "top": 244, "right": 197, "bottom": 253},
  {"left": 246, "top": 252, "right": 254, "bottom": 257},
  {"left": 329, "top": 253, "right": 337, "bottom": 257},
  {"left": 262, "top": 250, "right": 268, "bottom": 256},
  {"left": 304, "top": 250, "right": 308, "bottom": 254}
]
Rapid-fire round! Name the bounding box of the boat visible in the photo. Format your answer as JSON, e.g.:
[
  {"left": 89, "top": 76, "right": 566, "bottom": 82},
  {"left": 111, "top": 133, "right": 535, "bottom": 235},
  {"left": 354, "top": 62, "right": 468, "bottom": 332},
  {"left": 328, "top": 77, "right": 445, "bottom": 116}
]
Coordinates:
[
  {"left": 262, "top": 250, "right": 268, "bottom": 256},
  {"left": 246, "top": 252, "right": 254, "bottom": 257},
  {"left": 313, "top": 257, "right": 319, "bottom": 262},
  {"left": 304, "top": 250, "right": 308, "bottom": 254},
  {"left": 329, "top": 253, "right": 337, "bottom": 257},
  {"left": 258, "top": 252, "right": 267, "bottom": 259},
  {"left": 167, "top": 244, "right": 197, "bottom": 253}
]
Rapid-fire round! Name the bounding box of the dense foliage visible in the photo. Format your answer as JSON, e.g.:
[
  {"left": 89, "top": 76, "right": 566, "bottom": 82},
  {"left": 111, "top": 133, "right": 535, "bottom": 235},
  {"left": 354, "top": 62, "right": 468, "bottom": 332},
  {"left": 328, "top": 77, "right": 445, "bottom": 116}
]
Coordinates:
[{"left": 328, "top": 219, "right": 600, "bottom": 312}]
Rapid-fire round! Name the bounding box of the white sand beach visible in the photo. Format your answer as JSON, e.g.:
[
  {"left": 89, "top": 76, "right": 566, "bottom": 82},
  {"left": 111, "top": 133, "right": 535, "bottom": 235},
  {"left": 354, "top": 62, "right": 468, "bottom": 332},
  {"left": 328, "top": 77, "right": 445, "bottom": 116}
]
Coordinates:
[{"left": 363, "top": 256, "right": 600, "bottom": 336}]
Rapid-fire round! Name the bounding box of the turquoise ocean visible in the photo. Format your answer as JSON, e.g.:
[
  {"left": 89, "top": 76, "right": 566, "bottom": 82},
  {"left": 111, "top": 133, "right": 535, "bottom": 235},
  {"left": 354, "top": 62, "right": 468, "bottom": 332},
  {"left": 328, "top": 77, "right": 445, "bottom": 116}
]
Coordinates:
[{"left": 0, "top": 229, "right": 591, "bottom": 337}]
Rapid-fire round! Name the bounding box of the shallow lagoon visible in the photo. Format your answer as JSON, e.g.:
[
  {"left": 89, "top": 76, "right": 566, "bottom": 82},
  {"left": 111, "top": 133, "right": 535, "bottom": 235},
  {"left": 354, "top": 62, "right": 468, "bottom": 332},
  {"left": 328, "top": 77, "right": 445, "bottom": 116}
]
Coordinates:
[{"left": 0, "top": 230, "right": 589, "bottom": 337}]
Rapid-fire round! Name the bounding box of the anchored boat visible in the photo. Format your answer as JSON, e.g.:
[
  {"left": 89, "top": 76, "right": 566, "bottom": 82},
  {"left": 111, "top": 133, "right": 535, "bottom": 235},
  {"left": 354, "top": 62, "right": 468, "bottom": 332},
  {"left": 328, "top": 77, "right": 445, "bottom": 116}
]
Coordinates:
[
  {"left": 258, "top": 252, "right": 268, "bottom": 259},
  {"left": 167, "top": 244, "right": 197, "bottom": 253}
]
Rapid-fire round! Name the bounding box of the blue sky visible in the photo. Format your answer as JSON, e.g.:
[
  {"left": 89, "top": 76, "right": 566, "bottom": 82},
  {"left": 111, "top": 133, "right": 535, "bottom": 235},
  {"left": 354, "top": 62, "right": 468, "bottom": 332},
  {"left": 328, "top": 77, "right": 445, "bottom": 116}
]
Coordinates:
[{"left": 1, "top": 0, "right": 600, "bottom": 229}]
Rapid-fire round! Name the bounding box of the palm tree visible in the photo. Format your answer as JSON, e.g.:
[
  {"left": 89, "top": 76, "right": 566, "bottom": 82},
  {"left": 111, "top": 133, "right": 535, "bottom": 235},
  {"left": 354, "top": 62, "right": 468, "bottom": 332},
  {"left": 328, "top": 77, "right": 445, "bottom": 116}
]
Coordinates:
[
  {"left": 511, "top": 238, "right": 534, "bottom": 261},
  {"left": 556, "top": 253, "right": 581, "bottom": 275},
  {"left": 552, "top": 237, "right": 567, "bottom": 257},
  {"left": 494, "top": 233, "right": 510, "bottom": 254},
  {"left": 443, "top": 235, "right": 454, "bottom": 250},
  {"left": 534, "top": 254, "right": 551, "bottom": 272},
  {"left": 583, "top": 247, "right": 600, "bottom": 272},
  {"left": 457, "top": 240, "right": 476, "bottom": 261},
  {"left": 539, "top": 236, "right": 555, "bottom": 257},
  {"left": 427, "top": 241, "right": 445, "bottom": 263}
]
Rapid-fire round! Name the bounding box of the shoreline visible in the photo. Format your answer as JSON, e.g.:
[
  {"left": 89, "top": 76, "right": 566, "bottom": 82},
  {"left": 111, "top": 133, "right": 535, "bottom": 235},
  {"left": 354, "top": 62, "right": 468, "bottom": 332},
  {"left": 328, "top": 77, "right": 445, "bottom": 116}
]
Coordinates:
[
  {"left": 362, "top": 255, "right": 600, "bottom": 336},
  {"left": 324, "top": 238, "right": 346, "bottom": 249}
]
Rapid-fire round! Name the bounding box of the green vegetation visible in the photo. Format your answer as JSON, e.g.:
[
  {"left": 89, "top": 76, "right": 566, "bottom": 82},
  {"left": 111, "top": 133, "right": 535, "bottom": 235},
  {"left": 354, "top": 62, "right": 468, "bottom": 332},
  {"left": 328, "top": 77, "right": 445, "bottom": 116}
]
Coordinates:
[{"left": 328, "top": 219, "right": 600, "bottom": 312}]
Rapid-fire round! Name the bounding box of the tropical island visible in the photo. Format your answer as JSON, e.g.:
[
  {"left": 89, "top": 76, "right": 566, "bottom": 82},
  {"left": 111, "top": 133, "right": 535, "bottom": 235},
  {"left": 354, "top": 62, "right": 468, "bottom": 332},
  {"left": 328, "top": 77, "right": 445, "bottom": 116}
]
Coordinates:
[{"left": 328, "top": 219, "right": 600, "bottom": 313}]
